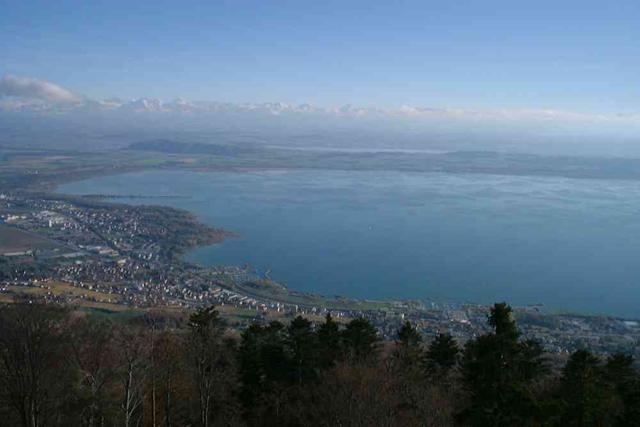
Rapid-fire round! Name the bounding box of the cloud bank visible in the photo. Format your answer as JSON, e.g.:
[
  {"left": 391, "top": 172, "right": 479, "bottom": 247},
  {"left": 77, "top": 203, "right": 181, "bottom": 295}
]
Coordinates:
[
  {"left": 0, "top": 75, "right": 81, "bottom": 104},
  {"left": 1, "top": 74, "right": 638, "bottom": 127}
]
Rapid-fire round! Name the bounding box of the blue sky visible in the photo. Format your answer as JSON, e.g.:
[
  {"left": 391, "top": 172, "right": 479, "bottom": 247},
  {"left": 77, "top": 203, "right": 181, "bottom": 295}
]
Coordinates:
[{"left": 1, "top": 0, "right": 639, "bottom": 114}]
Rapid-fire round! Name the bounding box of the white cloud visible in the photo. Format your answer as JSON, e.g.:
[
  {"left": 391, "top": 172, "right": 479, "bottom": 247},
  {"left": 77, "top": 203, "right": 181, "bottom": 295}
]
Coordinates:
[
  {"left": 393, "top": 105, "right": 625, "bottom": 123},
  {"left": 0, "top": 75, "right": 81, "bottom": 104},
  {"left": 1, "top": 74, "right": 639, "bottom": 127}
]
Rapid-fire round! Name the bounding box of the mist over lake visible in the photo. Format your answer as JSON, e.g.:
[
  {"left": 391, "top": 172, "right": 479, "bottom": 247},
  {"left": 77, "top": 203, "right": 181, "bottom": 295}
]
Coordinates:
[{"left": 59, "top": 169, "right": 640, "bottom": 318}]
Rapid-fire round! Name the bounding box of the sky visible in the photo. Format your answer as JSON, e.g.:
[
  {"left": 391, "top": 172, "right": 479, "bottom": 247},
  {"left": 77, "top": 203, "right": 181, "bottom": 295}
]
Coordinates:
[{"left": 1, "top": 0, "right": 639, "bottom": 115}]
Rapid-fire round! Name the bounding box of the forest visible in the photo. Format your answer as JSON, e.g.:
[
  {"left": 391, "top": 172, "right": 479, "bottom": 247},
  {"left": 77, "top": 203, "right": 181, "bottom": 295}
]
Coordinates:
[{"left": 0, "top": 301, "right": 638, "bottom": 427}]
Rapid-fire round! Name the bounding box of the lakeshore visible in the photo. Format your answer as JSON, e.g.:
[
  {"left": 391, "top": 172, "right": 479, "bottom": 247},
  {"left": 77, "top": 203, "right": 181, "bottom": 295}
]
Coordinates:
[
  {"left": 0, "top": 144, "right": 639, "bottom": 356},
  {"left": 60, "top": 168, "right": 640, "bottom": 319}
]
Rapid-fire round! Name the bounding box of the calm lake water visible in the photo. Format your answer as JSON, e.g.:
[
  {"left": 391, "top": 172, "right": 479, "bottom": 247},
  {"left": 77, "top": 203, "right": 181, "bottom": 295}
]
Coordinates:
[{"left": 59, "top": 169, "right": 640, "bottom": 318}]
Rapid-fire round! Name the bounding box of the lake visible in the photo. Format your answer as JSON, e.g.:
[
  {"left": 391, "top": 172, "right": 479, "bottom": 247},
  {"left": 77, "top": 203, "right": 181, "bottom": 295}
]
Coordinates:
[{"left": 59, "top": 169, "right": 640, "bottom": 318}]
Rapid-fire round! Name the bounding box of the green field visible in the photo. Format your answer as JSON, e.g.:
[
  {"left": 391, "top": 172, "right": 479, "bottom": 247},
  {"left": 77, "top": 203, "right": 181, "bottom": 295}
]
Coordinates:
[{"left": 0, "top": 224, "right": 62, "bottom": 254}]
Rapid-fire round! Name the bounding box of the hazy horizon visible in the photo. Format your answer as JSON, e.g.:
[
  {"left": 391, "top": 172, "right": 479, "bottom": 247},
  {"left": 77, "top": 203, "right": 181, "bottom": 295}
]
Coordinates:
[{"left": 2, "top": 0, "right": 640, "bottom": 155}]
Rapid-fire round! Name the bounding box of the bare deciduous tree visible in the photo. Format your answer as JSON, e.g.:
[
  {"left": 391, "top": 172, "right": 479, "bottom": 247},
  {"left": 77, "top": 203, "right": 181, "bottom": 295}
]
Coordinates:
[
  {"left": 67, "top": 316, "right": 116, "bottom": 427},
  {"left": 0, "top": 304, "right": 71, "bottom": 427},
  {"left": 114, "top": 326, "right": 147, "bottom": 427}
]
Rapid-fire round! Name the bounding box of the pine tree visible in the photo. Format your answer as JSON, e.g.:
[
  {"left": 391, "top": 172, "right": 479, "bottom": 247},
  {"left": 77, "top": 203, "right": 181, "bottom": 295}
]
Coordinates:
[
  {"left": 239, "top": 321, "right": 290, "bottom": 423},
  {"left": 287, "top": 316, "right": 318, "bottom": 384},
  {"left": 395, "top": 321, "right": 423, "bottom": 368},
  {"left": 398, "top": 321, "right": 423, "bottom": 348},
  {"left": 342, "top": 317, "right": 378, "bottom": 362},
  {"left": 460, "top": 302, "right": 547, "bottom": 426},
  {"left": 317, "top": 314, "right": 342, "bottom": 368},
  {"left": 558, "top": 350, "right": 612, "bottom": 427},
  {"left": 488, "top": 302, "right": 519, "bottom": 338},
  {"left": 424, "top": 332, "right": 459, "bottom": 376},
  {"left": 604, "top": 354, "right": 640, "bottom": 427}
]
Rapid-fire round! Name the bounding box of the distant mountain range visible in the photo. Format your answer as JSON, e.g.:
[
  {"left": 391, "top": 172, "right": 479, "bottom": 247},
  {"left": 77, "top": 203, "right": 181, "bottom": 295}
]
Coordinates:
[{"left": 0, "top": 94, "right": 397, "bottom": 118}]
